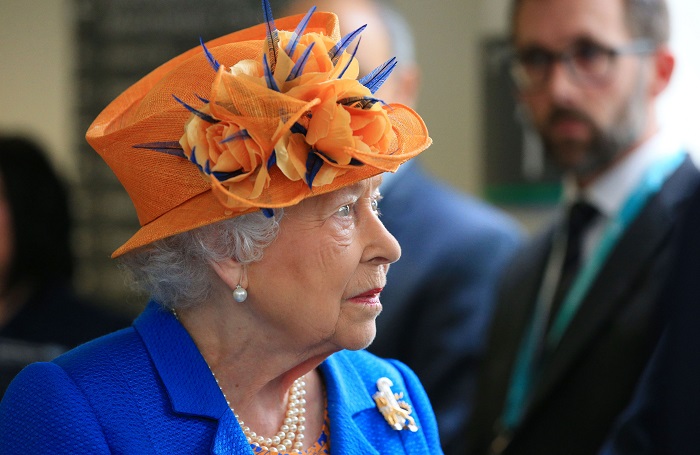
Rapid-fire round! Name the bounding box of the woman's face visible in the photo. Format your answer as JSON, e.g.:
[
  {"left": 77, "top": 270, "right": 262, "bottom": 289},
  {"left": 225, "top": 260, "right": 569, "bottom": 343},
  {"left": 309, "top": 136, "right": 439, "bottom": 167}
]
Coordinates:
[{"left": 247, "top": 175, "right": 400, "bottom": 355}]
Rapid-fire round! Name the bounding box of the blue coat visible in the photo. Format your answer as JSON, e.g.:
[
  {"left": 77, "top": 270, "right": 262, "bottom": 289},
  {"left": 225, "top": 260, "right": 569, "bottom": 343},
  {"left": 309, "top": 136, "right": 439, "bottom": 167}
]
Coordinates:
[{"left": 0, "top": 302, "right": 442, "bottom": 454}]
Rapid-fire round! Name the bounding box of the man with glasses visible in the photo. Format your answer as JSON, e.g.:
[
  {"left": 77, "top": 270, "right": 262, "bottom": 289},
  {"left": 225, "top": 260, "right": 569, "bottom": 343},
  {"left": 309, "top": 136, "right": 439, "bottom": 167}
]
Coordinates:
[{"left": 465, "top": 0, "right": 700, "bottom": 454}]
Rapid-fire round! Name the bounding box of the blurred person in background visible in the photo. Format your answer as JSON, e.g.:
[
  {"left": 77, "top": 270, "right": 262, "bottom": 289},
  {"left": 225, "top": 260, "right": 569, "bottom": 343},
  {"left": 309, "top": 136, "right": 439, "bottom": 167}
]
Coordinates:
[
  {"left": 0, "top": 135, "right": 131, "bottom": 393},
  {"left": 280, "top": 1, "right": 525, "bottom": 453},
  {"left": 466, "top": 0, "right": 700, "bottom": 453}
]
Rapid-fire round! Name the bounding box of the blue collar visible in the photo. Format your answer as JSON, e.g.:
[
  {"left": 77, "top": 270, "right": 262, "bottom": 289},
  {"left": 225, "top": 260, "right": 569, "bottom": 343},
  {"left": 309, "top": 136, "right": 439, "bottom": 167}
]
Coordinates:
[{"left": 134, "top": 302, "right": 229, "bottom": 419}]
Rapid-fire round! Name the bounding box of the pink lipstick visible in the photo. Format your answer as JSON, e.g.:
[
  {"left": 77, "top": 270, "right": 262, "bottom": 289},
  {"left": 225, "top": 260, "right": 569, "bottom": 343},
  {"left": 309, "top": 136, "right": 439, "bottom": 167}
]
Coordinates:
[{"left": 350, "top": 288, "right": 383, "bottom": 304}]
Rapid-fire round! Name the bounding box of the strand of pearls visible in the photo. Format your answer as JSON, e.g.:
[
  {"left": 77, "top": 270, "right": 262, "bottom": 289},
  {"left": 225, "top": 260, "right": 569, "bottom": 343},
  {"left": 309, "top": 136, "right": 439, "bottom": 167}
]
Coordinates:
[
  {"left": 171, "top": 308, "right": 307, "bottom": 453},
  {"left": 215, "top": 374, "right": 307, "bottom": 453}
]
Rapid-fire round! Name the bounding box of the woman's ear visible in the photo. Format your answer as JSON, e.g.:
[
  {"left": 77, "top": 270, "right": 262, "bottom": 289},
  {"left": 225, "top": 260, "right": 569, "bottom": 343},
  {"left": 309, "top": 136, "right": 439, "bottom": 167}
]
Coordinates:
[{"left": 208, "top": 257, "right": 245, "bottom": 291}]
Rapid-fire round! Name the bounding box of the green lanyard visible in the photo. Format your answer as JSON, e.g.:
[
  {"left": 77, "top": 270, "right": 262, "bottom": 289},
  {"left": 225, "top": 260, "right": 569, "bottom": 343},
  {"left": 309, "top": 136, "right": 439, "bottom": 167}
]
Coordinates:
[{"left": 501, "top": 151, "right": 686, "bottom": 431}]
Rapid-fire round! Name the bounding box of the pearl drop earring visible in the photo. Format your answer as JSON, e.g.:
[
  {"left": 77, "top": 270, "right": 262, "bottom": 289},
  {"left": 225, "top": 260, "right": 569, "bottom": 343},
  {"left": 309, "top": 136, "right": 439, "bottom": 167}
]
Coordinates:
[{"left": 233, "top": 284, "right": 248, "bottom": 303}]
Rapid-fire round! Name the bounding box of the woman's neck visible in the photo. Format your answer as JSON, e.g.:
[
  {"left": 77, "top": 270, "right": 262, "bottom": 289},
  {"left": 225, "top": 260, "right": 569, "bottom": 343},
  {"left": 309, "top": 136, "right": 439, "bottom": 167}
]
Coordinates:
[{"left": 174, "top": 304, "right": 327, "bottom": 450}]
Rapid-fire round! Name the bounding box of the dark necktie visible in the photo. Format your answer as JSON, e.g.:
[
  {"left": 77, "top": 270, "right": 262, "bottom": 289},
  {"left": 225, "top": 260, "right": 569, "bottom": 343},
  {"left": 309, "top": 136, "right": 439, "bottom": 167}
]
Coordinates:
[{"left": 549, "top": 200, "right": 599, "bottom": 326}]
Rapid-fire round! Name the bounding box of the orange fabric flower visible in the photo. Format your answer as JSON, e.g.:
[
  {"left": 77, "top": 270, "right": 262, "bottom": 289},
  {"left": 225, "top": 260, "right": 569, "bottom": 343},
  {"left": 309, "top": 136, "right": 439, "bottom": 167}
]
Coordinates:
[
  {"left": 180, "top": 23, "right": 399, "bottom": 200},
  {"left": 179, "top": 104, "right": 271, "bottom": 201}
]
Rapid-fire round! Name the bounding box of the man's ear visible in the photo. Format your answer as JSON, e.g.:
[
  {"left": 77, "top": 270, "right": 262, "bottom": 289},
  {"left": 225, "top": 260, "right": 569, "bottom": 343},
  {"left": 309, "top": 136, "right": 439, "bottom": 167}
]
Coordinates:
[{"left": 650, "top": 45, "right": 675, "bottom": 98}]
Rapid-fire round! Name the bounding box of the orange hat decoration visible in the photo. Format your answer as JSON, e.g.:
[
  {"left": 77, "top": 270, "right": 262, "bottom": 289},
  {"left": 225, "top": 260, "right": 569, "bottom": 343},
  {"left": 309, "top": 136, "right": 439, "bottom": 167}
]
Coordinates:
[{"left": 86, "top": 0, "right": 431, "bottom": 257}]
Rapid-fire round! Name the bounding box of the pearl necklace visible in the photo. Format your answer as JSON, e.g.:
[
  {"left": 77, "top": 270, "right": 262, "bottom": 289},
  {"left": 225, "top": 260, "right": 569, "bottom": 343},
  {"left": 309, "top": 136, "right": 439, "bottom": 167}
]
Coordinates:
[
  {"left": 171, "top": 309, "right": 307, "bottom": 453},
  {"left": 214, "top": 373, "right": 307, "bottom": 453}
]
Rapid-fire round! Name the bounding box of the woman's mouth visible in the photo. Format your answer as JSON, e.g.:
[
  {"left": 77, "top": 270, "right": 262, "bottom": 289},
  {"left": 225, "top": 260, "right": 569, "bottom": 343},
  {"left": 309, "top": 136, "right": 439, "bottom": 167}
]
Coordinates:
[{"left": 349, "top": 288, "right": 383, "bottom": 305}]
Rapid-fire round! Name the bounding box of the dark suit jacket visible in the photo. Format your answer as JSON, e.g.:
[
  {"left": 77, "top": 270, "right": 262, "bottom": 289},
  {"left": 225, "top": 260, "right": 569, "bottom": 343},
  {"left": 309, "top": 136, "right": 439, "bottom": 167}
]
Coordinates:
[
  {"left": 599, "top": 179, "right": 700, "bottom": 455},
  {"left": 0, "top": 281, "right": 132, "bottom": 395},
  {"left": 0, "top": 301, "right": 442, "bottom": 454},
  {"left": 370, "top": 161, "right": 523, "bottom": 454},
  {"left": 466, "top": 157, "right": 700, "bottom": 455}
]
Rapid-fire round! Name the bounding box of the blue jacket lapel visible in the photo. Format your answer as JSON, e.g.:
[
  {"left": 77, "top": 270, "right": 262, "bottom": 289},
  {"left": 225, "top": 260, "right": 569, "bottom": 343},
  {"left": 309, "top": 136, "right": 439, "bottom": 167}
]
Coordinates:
[
  {"left": 322, "top": 353, "right": 382, "bottom": 455},
  {"left": 134, "top": 302, "right": 251, "bottom": 454},
  {"left": 212, "top": 411, "right": 254, "bottom": 454},
  {"left": 321, "top": 351, "right": 434, "bottom": 454}
]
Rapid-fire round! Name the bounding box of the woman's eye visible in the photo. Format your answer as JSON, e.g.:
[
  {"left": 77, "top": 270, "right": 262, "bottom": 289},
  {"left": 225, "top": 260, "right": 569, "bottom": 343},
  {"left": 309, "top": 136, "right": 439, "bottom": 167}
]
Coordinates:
[
  {"left": 371, "top": 195, "right": 383, "bottom": 215},
  {"left": 337, "top": 204, "right": 352, "bottom": 217}
]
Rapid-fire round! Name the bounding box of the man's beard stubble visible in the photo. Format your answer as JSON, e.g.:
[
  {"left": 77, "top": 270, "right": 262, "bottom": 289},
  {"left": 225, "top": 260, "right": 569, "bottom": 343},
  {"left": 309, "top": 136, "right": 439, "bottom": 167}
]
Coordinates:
[{"left": 538, "top": 78, "right": 648, "bottom": 182}]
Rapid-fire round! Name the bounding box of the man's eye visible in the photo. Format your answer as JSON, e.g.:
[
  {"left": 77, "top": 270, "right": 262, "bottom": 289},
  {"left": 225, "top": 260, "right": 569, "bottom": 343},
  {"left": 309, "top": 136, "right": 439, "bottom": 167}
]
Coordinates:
[
  {"left": 519, "top": 49, "right": 552, "bottom": 68},
  {"left": 370, "top": 198, "right": 379, "bottom": 212},
  {"left": 573, "top": 42, "right": 606, "bottom": 63}
]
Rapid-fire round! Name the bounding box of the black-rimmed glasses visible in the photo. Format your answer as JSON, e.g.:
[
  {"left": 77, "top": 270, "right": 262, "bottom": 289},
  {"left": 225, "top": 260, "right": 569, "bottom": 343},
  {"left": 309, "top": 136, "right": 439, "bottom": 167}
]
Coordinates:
[{"left": 509, "top": 39, "right": 656, "bottom": 92}]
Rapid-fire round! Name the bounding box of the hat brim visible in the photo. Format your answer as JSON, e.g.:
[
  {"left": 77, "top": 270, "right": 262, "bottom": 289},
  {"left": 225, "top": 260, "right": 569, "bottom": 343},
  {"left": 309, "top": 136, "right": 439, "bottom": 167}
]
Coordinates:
[{"left": 112, "top": 104, "right": 429, "bottom": 258}]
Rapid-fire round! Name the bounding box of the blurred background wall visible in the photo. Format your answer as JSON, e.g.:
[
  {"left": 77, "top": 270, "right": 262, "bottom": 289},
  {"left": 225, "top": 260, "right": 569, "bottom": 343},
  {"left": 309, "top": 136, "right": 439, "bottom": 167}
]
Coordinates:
[{"left": 1, "top": 0, "right": 698, "bottom": 314}]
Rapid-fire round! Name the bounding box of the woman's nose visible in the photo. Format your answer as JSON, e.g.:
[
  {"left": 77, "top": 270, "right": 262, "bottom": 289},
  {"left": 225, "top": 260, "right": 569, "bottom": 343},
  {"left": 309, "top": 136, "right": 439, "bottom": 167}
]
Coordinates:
[{"left": 363, "top": 212, "right": 401, "bottom": 266}]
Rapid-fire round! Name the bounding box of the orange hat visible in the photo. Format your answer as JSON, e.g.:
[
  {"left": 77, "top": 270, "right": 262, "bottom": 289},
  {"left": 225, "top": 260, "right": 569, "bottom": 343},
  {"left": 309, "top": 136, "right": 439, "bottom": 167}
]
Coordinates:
[{"left": 86, "top": 1, "right": 431, "bottom": 258}]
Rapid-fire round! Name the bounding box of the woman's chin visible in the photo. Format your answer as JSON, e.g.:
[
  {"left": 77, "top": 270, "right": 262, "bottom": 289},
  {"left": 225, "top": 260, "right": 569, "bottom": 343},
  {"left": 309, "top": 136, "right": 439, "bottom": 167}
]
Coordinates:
[{"left": 343, "top": 325, "right": 377, "bottom": 351}]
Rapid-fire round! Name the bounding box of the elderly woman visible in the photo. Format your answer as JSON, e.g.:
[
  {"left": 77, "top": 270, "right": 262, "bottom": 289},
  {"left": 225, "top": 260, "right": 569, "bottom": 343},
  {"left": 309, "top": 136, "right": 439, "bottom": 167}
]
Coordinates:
[{"left": 0, "top": 1, "right": 438, "bottom": 454}]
